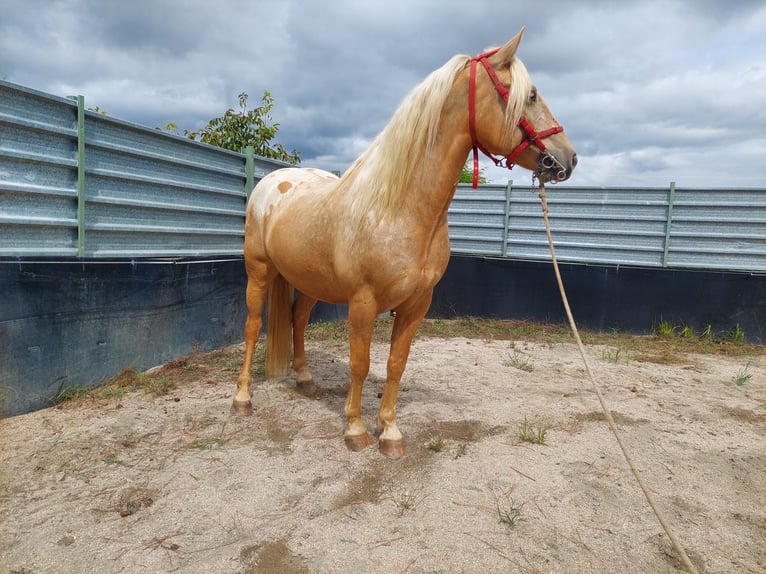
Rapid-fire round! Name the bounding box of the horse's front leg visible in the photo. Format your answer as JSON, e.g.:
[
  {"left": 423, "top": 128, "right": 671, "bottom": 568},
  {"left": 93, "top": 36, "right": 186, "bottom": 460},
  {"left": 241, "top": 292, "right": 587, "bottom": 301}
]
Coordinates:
[
  {"left": 378, "top": 289, "right": 433, "bottom": 459},
  {"left": 292, "top": 291, "right": 317, "bottom": 394},
  {"left": 343, "top": 297, "right": 377, "bottom": 451}
]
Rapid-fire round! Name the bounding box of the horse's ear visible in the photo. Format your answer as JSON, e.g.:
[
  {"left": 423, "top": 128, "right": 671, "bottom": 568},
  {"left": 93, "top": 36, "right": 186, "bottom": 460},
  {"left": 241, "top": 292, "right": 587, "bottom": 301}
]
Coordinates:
[{"left": 493, "top": 27, "right": 525, "bottom": 66}]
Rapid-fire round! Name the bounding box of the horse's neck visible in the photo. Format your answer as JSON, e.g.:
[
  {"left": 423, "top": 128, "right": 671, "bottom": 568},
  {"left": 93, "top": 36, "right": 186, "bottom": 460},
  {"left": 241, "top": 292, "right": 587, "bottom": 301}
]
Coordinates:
[
  {"left": 406, "top": 103, "right": 472, "bottom": 227},
  {"left": 337, "top": 77, "right": 472, "bottom": 236}
]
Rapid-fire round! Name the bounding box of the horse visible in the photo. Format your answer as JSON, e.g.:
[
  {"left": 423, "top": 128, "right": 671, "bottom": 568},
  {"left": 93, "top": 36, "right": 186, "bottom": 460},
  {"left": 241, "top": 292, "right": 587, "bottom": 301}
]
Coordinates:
[{"left": 231, "top": 28, "right": 577, "bottom": 459}]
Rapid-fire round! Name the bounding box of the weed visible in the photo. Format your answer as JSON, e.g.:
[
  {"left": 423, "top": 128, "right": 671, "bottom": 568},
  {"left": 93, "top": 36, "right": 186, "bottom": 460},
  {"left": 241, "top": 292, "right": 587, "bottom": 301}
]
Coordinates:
[
  {"left": 679, "top": 325, "right": 695, "bottom": 339},
  {"left": 601, "top": 345, "right": 631, "bottom": 365},
  {"left": 54, "top": 368, "right": 140, "bottom": 404},
  {"left": 498, "top": 500, "right": 525, "bottom": 528},
  {"left": 94, "top": 367, "right": 141, "bottom": 399},
  {"left": 491, "top": 484, "right": 525, "bottom": 529},
  {"left": 393, "top": 489, "right": 427, "bottom": 515},
  {"left": 103, "top": 453, "right": 128, "bottom": 466},
  {"left": 57, "top": 458, "right": 95, "bottom": 482},
  {"left": 340, "top": 538, "right": 359, "bottom": 545},
  {"left": 57, "top": 459, "right": 79, "bottom": 481},
  {"left": 302, "top": 317, "right": 759, "bottom": 359},
  {"left": 734, "top": 361, "right": 755, "bottom": 386},
  {"left": 186, "top": 417, "right": 231, "bottom": 450},
  {"left": 454, "top": 444, "right": 468, "bottom": 460},
  {"left": 726, "top": 323, "right": 746, "bottom": 343},
  {"left": 428, "top": 436, "right": 445, "bottom": 453},
  {"left": 198, "top": 415, "right": 219, "bottom": 428},
  {"left": 190, "top": 436, "right": 227, "bottom": 450},
  {"left": 117, "top": 432, "right": 140, "bottom": 448},
  {"left": 656, "top": 320, "right": 676, "bottom": 338},
  {"left": 144, "top": 374, "right": 172, "bottom": 396},
  {"left": 55, "top": 387, "right": 88, "bottom": 403},
  {"left": 93, "top": 385, "right": 128, "bottom": 400},
  {"left": 305, "top": 321, "right": 349, "bottom": 341},
  {"left": 504, "top": 349, "right": 533, "bottom": 372},
  {"left": 430, "top": 318, "right": 447, "bottom": 335},
  {"left": 519, "top": 416, "right": 547, "bottom": 445},
  {"left": 251, "top": 345, "right": 267, "bottom": 377},
  {"left": 89, "top": 383, "right": 133, "bottom": 400}
]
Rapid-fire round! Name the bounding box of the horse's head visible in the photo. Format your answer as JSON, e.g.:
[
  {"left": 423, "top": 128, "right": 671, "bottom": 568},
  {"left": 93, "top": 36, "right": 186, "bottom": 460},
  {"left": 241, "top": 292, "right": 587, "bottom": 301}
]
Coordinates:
[{"left": 468, "top": 28, "right": 577, "bottom": 185}]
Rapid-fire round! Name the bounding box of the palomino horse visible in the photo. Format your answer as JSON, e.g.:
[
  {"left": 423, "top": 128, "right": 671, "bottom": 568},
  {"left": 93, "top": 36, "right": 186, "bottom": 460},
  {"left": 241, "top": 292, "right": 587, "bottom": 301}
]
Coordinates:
[{"left": 232, "top": 28, "right": 576, "bottom": 459}]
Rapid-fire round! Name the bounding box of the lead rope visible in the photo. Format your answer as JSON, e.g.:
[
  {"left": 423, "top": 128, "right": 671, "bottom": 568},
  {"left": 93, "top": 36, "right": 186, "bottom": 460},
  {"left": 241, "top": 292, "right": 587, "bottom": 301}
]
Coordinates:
[{"left": 537, "top": 182, "right": 699, "bottom": 574}]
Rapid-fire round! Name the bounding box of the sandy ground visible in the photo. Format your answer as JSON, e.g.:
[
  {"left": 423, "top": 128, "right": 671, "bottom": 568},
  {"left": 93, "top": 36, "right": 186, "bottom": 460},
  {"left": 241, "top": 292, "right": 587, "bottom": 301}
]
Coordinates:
[{"left": 1, "top": 331, "right": 764, "bottom": 574}]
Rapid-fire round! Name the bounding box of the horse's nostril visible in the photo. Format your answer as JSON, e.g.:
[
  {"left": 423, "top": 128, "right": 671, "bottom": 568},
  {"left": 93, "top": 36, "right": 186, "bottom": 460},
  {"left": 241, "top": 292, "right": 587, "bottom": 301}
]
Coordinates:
[{"left": 571, "top": 153, "right": 578, "bottom": 168}]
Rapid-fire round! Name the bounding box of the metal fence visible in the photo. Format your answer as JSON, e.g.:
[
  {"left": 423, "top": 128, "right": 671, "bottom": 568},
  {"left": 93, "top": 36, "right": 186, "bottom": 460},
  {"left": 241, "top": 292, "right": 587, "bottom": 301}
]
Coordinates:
[
  {"left": 2, "top": 80, "right": 765, "bottom": 272},
  {"left": 449, "top": 182, "right": 766, "bottom": 272},
  {"left": 1, "top": 80, "right": 283, "bottom": 258}
]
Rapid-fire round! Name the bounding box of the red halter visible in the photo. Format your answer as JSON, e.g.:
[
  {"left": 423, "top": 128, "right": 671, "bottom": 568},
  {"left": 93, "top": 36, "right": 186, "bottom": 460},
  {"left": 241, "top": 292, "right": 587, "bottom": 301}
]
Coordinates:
[{"left": 468, "top": 49, "right": 564, "bottom": 188}]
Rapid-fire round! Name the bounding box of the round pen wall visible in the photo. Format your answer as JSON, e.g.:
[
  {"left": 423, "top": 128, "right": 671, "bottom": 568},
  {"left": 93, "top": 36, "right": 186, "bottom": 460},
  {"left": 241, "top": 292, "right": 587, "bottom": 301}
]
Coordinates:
[{"left": 1, "top": 79, "right": 764, "bottom": 416}]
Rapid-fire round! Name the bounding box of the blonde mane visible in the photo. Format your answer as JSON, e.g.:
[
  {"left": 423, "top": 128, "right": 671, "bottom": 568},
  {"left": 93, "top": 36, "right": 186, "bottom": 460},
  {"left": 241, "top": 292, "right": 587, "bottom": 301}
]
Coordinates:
[{"left": 342, "top": 52, "right": 531, "bottom": 222}]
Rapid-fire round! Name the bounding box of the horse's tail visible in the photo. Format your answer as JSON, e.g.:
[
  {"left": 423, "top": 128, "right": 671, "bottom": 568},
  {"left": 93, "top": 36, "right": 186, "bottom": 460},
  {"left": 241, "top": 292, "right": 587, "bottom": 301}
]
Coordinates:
[{"left": 265, "top": 274, "right": 293, "bottom": 378}]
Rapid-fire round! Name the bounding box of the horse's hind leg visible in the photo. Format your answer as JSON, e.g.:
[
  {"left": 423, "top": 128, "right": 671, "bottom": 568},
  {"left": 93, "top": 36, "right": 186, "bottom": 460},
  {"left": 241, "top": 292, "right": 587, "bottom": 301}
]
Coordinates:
[
  {"left": 231, "top": 262, "right": 271, "bottom": 415},
  {"left": 378, "top": 289, "right": 433, "bottom": 459},
  {"left": 292, "top": 291, "right": 317, "bottom": 395}
]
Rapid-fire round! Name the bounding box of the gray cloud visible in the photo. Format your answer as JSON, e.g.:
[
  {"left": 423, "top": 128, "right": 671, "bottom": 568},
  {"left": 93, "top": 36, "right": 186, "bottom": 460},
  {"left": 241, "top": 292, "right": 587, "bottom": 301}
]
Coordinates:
[{"left": 1, "top": 0, "right": 764, "bottom": 187}]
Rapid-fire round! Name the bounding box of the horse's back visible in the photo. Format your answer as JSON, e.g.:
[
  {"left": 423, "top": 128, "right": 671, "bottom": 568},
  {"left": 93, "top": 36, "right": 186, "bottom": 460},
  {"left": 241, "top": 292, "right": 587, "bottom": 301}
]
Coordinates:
[{"left": 247, "top": 167, "right": 339, "bottom": 220}]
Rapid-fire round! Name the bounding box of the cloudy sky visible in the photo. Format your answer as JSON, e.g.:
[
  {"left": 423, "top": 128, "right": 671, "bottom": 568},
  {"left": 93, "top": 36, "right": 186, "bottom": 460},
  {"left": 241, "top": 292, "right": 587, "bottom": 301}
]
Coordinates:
[{"left": 2, "top": 0, "right": 765, "bottom": 187}]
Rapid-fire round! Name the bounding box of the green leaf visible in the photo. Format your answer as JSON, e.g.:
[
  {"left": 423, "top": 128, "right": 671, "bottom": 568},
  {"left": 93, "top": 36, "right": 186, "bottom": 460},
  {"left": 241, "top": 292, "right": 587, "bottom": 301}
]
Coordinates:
[{"left": 174, "top": 91, "right": 300, "bottom": 164}]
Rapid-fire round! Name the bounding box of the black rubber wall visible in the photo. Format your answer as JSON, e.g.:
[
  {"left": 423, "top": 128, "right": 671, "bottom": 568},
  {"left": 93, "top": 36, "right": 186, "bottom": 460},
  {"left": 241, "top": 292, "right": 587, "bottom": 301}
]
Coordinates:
[{"left": 1, "top": 256, "right": 762, "bottom": 416}]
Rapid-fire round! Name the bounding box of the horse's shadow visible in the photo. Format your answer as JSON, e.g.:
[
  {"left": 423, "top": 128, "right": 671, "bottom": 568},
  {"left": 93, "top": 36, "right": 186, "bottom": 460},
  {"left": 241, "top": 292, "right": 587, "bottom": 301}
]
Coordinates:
[{"left": 259, "top": 346, "right": 461, "bottom": 420}]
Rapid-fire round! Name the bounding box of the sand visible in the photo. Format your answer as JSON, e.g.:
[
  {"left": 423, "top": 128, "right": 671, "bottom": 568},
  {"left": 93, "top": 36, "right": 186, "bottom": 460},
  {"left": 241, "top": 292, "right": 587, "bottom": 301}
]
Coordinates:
[{"left": 1, "top": 332, "right": 764, "bottom": 573}]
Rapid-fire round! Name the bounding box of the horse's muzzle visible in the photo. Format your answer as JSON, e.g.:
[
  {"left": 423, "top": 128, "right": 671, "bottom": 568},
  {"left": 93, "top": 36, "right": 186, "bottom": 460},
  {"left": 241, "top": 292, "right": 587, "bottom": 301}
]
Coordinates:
[{"left": 537, "top": 151, "right": 577, "bottom": 183}]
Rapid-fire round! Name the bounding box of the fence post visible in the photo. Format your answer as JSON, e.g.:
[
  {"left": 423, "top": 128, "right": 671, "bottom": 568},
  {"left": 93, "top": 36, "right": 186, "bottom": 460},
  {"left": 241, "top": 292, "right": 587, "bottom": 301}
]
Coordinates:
[
  {"left": 76, "top": 95, "right": 86, "bottom": 258},
  {"left": 244, "top": 146, "right": 254, "bottom": 200},
  {"left": 502, "top": 179, "right": 513, "bottom": 257},
  {"left": 661, "top": 180, "right": 676, "bottom": 268}
]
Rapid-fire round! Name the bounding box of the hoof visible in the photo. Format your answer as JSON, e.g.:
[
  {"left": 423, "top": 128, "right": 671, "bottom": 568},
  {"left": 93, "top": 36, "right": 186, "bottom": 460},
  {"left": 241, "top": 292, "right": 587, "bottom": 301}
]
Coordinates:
[
  {"left": 296, "top": 378, "right": 316, "bottom": 397},
  {"left": 379, "top": 438, "right": 406, "bottom": 460},
  {"left": 344, "top": 433, "right": 372, "bottom": 452},
  {"left": 230, "top": 400, "right": 253, "bottom": 416}
]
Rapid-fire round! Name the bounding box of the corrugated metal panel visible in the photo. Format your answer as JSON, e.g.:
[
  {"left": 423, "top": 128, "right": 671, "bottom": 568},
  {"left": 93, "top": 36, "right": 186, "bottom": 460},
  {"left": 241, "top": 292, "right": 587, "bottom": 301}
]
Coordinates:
[
  {"left": 0, "top": 82, "right": 80, "bottom": 256},
  {"left": 449, "top": 183, "right": 765, "bottom": 273},
  {"left": 2, "top": 80, "right": 764, "bottom": 272},
  {"left": 667, "top": 188, "right": 766, "bottom": 272},
  {"left": 83, "top": 113, "right": 249, "bottom": 257},
  {"left": 505, "top": 185, "right": 671, "bottom": 267},
  {"left": 0, "top": 80, "right": 287, "bottom": 258},
  {"left": 448, "top": 184, "right": 507, "bottom": 255}
]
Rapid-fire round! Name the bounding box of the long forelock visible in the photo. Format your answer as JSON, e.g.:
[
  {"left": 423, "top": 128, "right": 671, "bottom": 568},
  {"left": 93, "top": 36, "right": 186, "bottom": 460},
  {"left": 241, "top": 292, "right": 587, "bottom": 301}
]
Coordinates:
[{"left": 505, "top": 57, "right": 532, "bottom": 133}]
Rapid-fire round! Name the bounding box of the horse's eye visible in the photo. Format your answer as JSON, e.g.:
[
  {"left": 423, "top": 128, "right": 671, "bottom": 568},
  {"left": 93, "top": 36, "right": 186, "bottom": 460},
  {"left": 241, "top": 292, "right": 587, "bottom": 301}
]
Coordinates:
[{"left": 529, "top": 88, "right": 538, "bottom": 103}]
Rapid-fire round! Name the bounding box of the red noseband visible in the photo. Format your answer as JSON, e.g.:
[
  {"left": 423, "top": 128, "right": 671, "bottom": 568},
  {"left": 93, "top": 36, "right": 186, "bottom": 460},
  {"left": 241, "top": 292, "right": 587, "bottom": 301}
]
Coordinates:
[{"left": 468, "top": 49, "right": 564, "bottom": 188}]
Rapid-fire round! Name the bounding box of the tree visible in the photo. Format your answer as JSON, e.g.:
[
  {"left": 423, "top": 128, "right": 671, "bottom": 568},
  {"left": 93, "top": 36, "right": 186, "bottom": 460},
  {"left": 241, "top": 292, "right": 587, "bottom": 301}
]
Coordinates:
[
  {"left": 179, "top": 91, "right": 300, "bottom": 164},
  {"left": 459, "top": 160, "right": 487, "bottom": 184}
]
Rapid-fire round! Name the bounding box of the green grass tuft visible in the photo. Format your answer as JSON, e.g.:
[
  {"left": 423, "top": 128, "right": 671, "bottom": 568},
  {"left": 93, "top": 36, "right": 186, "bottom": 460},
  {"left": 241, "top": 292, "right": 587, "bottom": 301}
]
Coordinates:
[
  {"left": 519, "top": 416, "right": 547, "bottom": 445},
  {"left": 734, "top": 361, "right": 755, "bottom": 386},
  {"left": 601, "top": 344, "right": 631, "bottom": 365},
  {"left": 427, "top": 436, "right": 445, "bottom": 453},
  {"left": 504, "top": 349, "right": 534, "bottom": 372}
]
